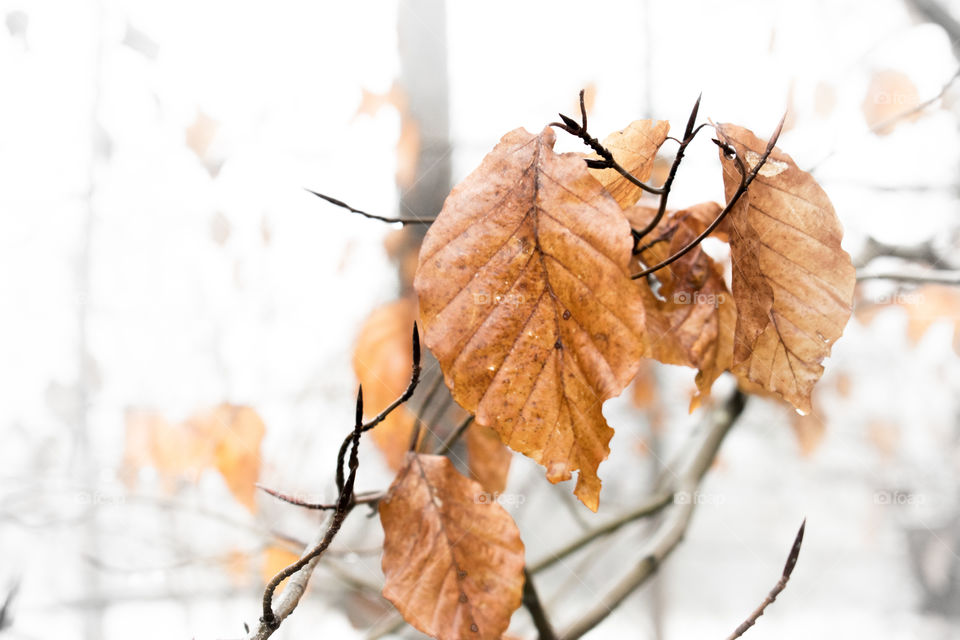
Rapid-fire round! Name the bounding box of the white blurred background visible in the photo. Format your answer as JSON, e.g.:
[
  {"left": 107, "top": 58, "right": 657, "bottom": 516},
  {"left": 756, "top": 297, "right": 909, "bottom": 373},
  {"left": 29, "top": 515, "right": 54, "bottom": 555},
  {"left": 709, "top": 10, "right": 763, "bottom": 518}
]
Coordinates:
[{"left": 2, "top": 0, "right": 960, "bottom": 638}]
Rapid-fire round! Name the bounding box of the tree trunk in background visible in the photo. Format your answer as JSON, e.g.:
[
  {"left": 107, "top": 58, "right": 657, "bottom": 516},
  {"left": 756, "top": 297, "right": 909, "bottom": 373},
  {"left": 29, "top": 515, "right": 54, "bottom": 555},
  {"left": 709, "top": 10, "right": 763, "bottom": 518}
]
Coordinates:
[{"left": 395, "top": 0, "right": 450, "bottom": 294}]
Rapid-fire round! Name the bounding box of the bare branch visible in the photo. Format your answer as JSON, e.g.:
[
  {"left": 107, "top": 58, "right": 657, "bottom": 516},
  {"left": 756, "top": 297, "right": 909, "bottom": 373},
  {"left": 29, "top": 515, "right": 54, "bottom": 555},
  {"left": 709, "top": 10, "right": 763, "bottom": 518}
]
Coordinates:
[
  {"left": 726, "top": 519, "right": 806, "bottom": 640},
  {"left": 631, "top": 114, "right": 786, "bottom": 280},
  {"left": 306, "top": 189, "right": 435, "bottom": 224},
  {"left": 250, "top": 387, "right": 367, "bottom": 638},
  {"left": 435, "top": 414, "right": 475, "bottom": 456},
  {"left": 551, "top": 90, "right": 663, "bottom": 196},
  {"left": 857, "top": 269, "right": 960, "bottom": 286},
  {"left": 632, "top": 94, "right": 705, "bottom": 242},
  {"left": 522, "top": 567, "right": 557, "bottom": 640},
  {"left": 529, "top": 490, "right": 674, "bottom": 574},
  {"left": 337, "top": 324, "right": 421, "bottom": 493},
  {"left": 557, "top": 390, "right": 747, "bottom": 640}
]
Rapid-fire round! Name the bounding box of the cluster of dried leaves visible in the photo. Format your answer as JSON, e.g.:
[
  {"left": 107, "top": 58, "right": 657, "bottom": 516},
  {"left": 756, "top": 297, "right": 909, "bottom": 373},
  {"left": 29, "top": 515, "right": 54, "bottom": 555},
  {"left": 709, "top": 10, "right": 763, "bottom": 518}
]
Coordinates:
[{"left": 342, "top": 103, "right": 856, "bottom": 638}]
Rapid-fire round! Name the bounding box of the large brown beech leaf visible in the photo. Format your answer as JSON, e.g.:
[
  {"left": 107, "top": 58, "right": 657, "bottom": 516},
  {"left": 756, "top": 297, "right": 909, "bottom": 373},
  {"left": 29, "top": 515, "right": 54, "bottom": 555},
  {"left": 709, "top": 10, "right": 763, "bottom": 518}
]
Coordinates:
[
  {"left": 379, "top": 453, "right": 525, "bottom": 640},
  {"left": 716, "top": 124, "right": 855, "bottom": 414},
  {"left": 589, "top": 119, "right": 670, "bottom": 208},
  {"left": 414, "top": 127, "right": 647, "bottom": 511},
  {"left": 628, "top": 202, "right": 735, "bottom": 409}
]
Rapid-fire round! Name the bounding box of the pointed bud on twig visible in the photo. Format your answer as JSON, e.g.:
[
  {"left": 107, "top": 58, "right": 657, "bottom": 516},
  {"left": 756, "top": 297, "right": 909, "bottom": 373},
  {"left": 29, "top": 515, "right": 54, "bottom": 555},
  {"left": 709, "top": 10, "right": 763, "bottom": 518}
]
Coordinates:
[
  {"left": 558, "top": 113, "right": 581, "bottom": 131},
  {"left": 684, "top": 93, "right": 703, "bottom": 139},
  {"left": 355, "top": 386, "right": 364, "bottom": 429}
]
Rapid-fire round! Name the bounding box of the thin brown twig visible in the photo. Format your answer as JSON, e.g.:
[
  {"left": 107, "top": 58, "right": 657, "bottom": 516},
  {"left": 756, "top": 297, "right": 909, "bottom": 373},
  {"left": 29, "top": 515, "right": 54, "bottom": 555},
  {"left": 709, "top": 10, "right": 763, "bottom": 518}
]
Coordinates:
[
  {"left": 529, "top": 490, "right": 674, "bottom": 574},
  {"left": 522, "top": 567, "right": 557, "bottom": 640},
  {"left": 407, "top": 369, "right": 444, "bottom": 452},
  {"left": 336, "top": 324, "right": 421, "bottom": 493},
  {"left": 631, "top": 114, "right": 786, "bottom": 280},
  {"left": 632, "top": 94, "right": 705, "bottom": 242},
  {"left": 551, "top": 90, "right": 663, "bottom": 197},
  {"left": 435, "top": 414, "right": 475, "bottom": 456},
  {"left": 255, "top": 485, "right": 383, "bottom": 511},
  {"left": 253, "top": 387, "right": 367, "bottom": 638},
  {"left": 726, "top": 519, "right": 806, "bottom": 639},
  {"left": 306, "top": 189, "right": 435, "bottom": 224}
]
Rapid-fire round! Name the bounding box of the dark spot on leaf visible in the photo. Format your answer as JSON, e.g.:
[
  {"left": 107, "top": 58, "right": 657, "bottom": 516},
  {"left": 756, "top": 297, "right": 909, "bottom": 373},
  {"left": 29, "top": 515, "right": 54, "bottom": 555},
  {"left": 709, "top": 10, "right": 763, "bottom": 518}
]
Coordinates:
[{"left": 562, "top": 309, "right": 571, "bottom": 320}]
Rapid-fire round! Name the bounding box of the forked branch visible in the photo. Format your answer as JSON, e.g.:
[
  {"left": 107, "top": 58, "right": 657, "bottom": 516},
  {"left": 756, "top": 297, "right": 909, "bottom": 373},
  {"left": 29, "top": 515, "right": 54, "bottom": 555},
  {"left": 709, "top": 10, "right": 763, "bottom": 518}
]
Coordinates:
[
  {"left": 246, "top": 325, "right": 422, "bottom": 640},
  {"left": 631, "top": 114, "right": 786, "bottom": 280}
]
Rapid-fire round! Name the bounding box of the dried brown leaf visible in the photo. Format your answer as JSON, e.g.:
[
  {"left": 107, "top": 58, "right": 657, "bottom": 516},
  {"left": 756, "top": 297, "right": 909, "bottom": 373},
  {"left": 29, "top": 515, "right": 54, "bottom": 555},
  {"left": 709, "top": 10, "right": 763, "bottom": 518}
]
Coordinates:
[
  {"left": 380, "top": 454, "right": 525, "bottom": 640},
  {"left": 862, "top": 70, "right": 920, "bottom": 135},
  {"left": 629, "top": 202, "right": 735, "bottom": 409},
  {"left": 415, "top": 127, "right": 647, "bottom": 510},
  {"left": 590, "top": 119, "right": 670, "bottom": 208},
  {"left": 789, "top": 412, "right": 826, "bottom": 456},
  {"left": 352, "top": 299, "right": 419, "bottom": 470},
  {"left": 465, "top": 423, "right": 512, "bottom": 494},
  {"left": 716, "top": 124, "right": 855, "bottom": 414},
  {"left": 195, "top": 404, "right": 265, "bottom": 512}
]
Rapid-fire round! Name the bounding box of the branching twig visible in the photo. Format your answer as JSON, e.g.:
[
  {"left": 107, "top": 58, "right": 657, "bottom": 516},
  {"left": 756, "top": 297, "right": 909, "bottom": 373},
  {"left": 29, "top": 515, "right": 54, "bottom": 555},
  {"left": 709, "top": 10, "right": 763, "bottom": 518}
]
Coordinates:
[
  {"left": 551, "top": 90, "right": 663, "bottom": 197},
  {"left": 726, "top": 519, "right": 806, "bottom": 640},
  {"left": 337, "top": 325, "right": 421, "bottom": 493},
  {"left": 306, "top": 189, "right": 435, "bottom": 224},
  {"left": 631, "top": 114, "right": 786, "bottom": 280},
  {"left": 251, "top": 388, "right": 366, "bottom": 638},
  {"left": 255, "top": 485, "right": 383, "bottom": 511},
  {"left": 246, "top": 326, "right": 422, "bottom": 640},
  {"left": 529, "top": 490, "right": 674, "bottom": 574},
  {"left": 632, "top": 94, "right": 706, "bottom": 242}
]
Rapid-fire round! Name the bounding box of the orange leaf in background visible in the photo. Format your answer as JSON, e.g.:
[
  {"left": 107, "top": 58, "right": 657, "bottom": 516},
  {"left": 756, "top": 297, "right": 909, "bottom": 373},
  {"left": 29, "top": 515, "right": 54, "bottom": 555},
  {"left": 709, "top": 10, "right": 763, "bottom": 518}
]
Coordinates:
[
  {"left": 354, "top": 82, "right": 421, "bottom": 189},
  {"left": 628, "top": 202, "right": 735, "bottom": 409},
  {"left": 789, "top": 412, "right": 826, "bottom": 456},
  {"left": 261, "top": 545, "right": 301, "bottom": 590},
  {"left": 415, "top": 127, "right": 647, "bottom": 511},
  {"left": 857, "top": 284, "right": 960, "bottom": 354},
  {"left": 716, "top": 124, "right": 855, "bottom": 414},
  {"left": 629, "top": 359, "right": 657, "bottom": 410},
  {"left": 862, "top": 70, "right": 920, "bottom": 135},
  {"left": 352, "top": 298, "right": 419, "bottom": 470},
  {"left": 465, "top": 423, "right": 512, "bottom": 494},
  {"left": 185, "top": 110, "right": 218, "bottom": 159},
  {"left": 122, "top": 409, "right": 214, "bottom": 490},
  {"left": 899, "top": 285, "right": 960, "bottom": 352},
  {"left": 379, "top": 454, "right": 525, "bottom": 640},
  {"left": 212, "top": 405, "right": 265, "bottom": 512},
  {"left": 589, "top": 119, "right": 670, "bottom": 208},
  {"left": 867, "top": 420, "right": 900, "bottom": 457},
  {"left": 186, "top": 404, "right": 266, "bottom": 512},
  {"left": 122, "top": 404, "right": 265, "bottom": 512}
]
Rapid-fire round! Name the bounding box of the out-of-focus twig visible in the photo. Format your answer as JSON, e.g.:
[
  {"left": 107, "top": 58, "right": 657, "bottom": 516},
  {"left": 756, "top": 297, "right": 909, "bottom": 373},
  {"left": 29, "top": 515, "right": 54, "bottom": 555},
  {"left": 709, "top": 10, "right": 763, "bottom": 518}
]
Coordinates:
[{"left": 556, "top": 390, "right": 748, "bottom": 640}]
